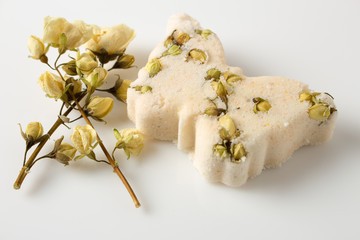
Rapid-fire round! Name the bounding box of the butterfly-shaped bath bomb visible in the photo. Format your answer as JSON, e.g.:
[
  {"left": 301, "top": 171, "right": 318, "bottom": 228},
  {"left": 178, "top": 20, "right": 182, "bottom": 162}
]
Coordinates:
[{"left": 127, "top": 14, "right": 337, "bottom": 186}]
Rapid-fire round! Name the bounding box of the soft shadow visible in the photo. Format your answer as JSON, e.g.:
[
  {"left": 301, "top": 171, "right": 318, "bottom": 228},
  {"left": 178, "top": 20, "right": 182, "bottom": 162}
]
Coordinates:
[{"left": 239, "top": 120, "right": 360, "bottom": 191}]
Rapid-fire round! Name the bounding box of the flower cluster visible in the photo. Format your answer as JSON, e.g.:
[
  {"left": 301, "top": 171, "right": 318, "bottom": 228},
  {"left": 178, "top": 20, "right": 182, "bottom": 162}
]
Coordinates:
[{"left": 16, "top": 16, "right": 144, "bottom": 207}]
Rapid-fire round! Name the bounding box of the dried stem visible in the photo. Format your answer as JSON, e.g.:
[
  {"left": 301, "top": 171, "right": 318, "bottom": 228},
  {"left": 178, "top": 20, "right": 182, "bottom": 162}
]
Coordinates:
[
  {"left": 68, "top": 90, "right": 141, "bottom": 208},
  {"left": 14, "top": 93, "right": 85, "bottom": 190}
]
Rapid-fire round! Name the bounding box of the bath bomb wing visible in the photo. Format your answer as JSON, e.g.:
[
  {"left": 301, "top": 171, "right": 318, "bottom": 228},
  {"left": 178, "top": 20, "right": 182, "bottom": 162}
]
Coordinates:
[{"left": 127, "top": 14, "right": 337, "bottom": 186}]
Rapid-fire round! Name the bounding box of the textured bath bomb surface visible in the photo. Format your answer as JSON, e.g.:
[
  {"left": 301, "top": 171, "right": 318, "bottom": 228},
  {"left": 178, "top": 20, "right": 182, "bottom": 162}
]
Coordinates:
[{"left": 127, "top": 14, "right": 337, "bottom": 186}]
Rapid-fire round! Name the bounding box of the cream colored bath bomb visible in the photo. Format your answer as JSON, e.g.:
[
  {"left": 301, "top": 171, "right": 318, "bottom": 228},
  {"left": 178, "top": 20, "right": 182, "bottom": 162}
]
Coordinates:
[{"left": 127, "top": 13, "right": 337, "bottom": 186}]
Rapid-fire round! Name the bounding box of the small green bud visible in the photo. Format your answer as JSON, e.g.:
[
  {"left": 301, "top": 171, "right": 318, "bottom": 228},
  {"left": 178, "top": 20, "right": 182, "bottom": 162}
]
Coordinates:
[
  {"left": 205, "top": 68, "right": 221, "bottom": 80},
  {"left": 308, "top": 103, "right": 331, "bottom": 120},
  {"left": 231, "top": 143, "right": 247, "bottom": 162},
  {"left": 145, "top": 58, "right": 162, "bottom": 77},
  {"left": 213, "top": 144, "right": 228, "bottom": 158},
  {"left": 189, "top": 49, "right": 207, "bottom": 64}
]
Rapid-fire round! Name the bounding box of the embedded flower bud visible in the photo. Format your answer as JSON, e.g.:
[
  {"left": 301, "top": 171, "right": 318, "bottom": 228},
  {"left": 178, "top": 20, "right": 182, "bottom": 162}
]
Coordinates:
[
  {"left": 70, "top": 125, "right": 97, "bottom": 155},
  {"left": 140, "top": 85, "right": 152, "bottom": 94},
  {"left": 253, "top": 97, "right": 272, "bottom": 113},
  {"left": 205, "top": 68, "right": 221, "bottom": 80},
  {"left": 164, "top": 36, "right": 173, "bottom": 48},
  {"left": 211, "top": 81, "right": 227, "bottom": 97},
  {"left": 55, "top": 143, "right": 77, "bottom": 165},
  {"left": 218, "top": 114, "right": 236, "bottom": 140},
  {"left": 87, "top": 97, "right": 114, "bottom": 119},
  {"left": 62, "top": 60, "right": 77, "bottom": 76},
  {"left": 189, "top": 49, "right": 207, "bottom": 63},
  {"left": 174, "top": 31, "right": 190, "bottom": 45},
  {"left": 38, "top": 71, "right": 65, "bottom": 99},
  {"left": 299, "top": 92, "right": 312, "bottom": 102},
  {"left": 25, "top": 122, "right": 44, "bottom": 141},
  {"left": 308, "top": 103, "right": 331, "bottom": 120},
  {"left": 145, "top": 58, "right": 161, "bottom": 77},
  {"left": 231, "top": 142, "right": 247, "bottom": 162},
  {"left": 115, "top": 79, "right": 132, "bottom": 102},
  {"left": 28, "top": 35, "right": 47, "bottom": 61},
  {"left": 200, "top": 29, "right": 212, "bottom": 39},
  {"left": 85, "top": 67, "right": 108, "bottom": 88},
  {"left": 257, "top": 101, "right": 272, "bottom": 112},
  {"left": 226, "top": 73, "right": 242, "bottom": 84},
  {"left": 167, "top": 44, "right": 182, "bottom": 56},
  {"left": 113, "top": 54, "right": 135, "bottom": 69},
  {"left": 204, "top": 107, "right": 225, "bottom": 116},
  {"left": 114, "top": 128, "right": 144, "bottom": 157},
  {"left": 76, "top": 52, "right": 98, "bottom": 75},
  {"left": 213, "top": 144, "right": 228, "bottom": 158}
]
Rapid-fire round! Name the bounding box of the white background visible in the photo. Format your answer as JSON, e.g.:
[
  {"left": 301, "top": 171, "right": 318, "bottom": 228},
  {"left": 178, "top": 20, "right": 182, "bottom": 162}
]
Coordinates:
[{"left": 1, "top": 0, "right": 360, "bottom": 239}]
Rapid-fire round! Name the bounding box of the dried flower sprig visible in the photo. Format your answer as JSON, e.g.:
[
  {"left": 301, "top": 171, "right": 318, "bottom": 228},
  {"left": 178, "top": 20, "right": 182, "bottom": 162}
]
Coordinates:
[{"left": 14, "top": 16, "right": 142, "bottom": 208}]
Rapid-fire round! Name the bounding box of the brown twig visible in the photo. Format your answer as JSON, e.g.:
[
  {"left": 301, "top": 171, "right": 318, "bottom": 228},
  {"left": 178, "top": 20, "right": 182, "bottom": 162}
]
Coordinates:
[
  {"left": 68, "top": 90, "right": 141, "bottom": 208},
  {"left": 13, "top": 93, "right": 85, "bottom": 190}
]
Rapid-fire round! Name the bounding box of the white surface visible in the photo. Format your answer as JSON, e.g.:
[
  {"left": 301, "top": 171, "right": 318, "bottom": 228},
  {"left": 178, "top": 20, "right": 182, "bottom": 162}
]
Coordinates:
[{"left": 1, "top": 0, "right": 359, "bottom": 239}]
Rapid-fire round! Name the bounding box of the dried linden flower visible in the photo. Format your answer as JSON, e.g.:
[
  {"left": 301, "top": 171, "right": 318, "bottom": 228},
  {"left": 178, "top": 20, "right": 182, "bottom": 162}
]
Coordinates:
[
  {"left": 62, "top": 60, "right": 77, "bottom": 76},
  {"left": 213, "top": 144, "right": 228, "bottom": 158},
  {"left": 231, "top": 143, "right": 247, "bottom": 162},
  {"left": 114, "top": 128, "right": 144, "bottom": 157},
  {"left": 145, "top": 58, "right": 162, "bottom": 77},
  {"left": 218, "top": 114, "right": 236, "bottom": 140},
  {"left": 164, "top": 35, "right": 173, "bottom": 48},
  {"left": 308, "top": 103, "right": 331, "bottom": 120},
  {"left": 205, "top": 68, "right": 221, "bottom": 80},
  {"left": 25, "top": 122, "right": 44, "bottom": 141},
  {"left": 55, "top": 143, "right": 77, "bottom": 165},
  {"left": 28, "top": 35, "right": 47, "bottom": 61},
  {"left": 189, "top": 49, "right": 207, "bottom": 64},
  {"left": 113, "top": 54, "right": 135, "bottom": 69},
  {"left": 38, "top": 71, "right": 65, "bottom": 99},
  {"left": 85, "top": 67, "right": 108, "bottom": 89},
  {"left": 70, "top": 125, "right": 97, "bottom": 155},
  {"left": 76, "top": 52, "right": 98, "bottom": 75},
  {"left": 87, "top": 97, "right": 114, "bottom": 119},
  {"left": 115, "top": 79, "right": 132, "bottom": 102}
]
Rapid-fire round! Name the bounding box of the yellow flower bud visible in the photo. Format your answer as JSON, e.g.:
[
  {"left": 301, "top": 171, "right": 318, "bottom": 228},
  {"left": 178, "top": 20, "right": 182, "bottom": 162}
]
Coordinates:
[
  {"left": 28, "top": 35, "right": 47, "bottom": 60},
  {"left": 113, "top": 54, "right": 135, "bottom": 69},
  {"left": 189, "top": 49, "right": 207, "bottom": 63},
  {"left": 205, "top": 68, "right": 221, "bottom": 80},
  {"left": 299, "top": 92, "right": 312, "bottom": 102},
  {"left": 70, "top": 125, "right": 97, "bottom": 155},
  {"left": 85, "top": 67, "right": 108, "bottom": 88},
  {"left": 213, "top": 144, "right": 228, "bottom": 158},
  {"left": 253, "top": 97, "right": 272, "bottom": 113},
  {"left": 56, "top": 143, "right": 77, "bottom": 165},
  {"left": 85, "top": 24, "right": 136, "bottom": 55},
  {"left": 211, "top": 81, "right": 227, "bottom": 97},
  {"left": 145, "top": 58, "right": 162, "bottom": 77},
  {"left": 226, "top": 73, "right": 242, "bottom": 84},
  {"left": 38, "top": 71, "right": 65, "bottom": 99},
  {"left": 200, "top": 29, "right": 213, "bottom": 40},
  {"left": 114, "top": 128, "right": 144, "bottom": 156},
  {"left": 115, "top": 79, "right": 132, "bottom": 102},
  {"left": 62, "top": 60, "right": 77, "bottom": 76},
  {"left": 257, "top": 101, "right": 272, "bottom": 112},
  {"left": 308, "top": 103, "right": 331, "bottom": 120},
  {"left": 87, "top": 97, "right": 114, "bottom": 119},
  {"left": 231, "top": 143, "right": 247, "bottom": 162},
  {"left": 174, "top": 31, "right": 190, "bottom": 45},
  {"left": 25, "top": 122, "right": 44, "bottom": 141},
  {"left": 76, "top": 52, "right": 98, "bottom": 75},
  {"left": 42, "top": 17, "right": 93, "bottom": 49},
  {"left": 218, "top": 114, "right": 236, "bottom": 140},
  {"left": 140, "top": 86, "right": 152, "bottom": 94}
]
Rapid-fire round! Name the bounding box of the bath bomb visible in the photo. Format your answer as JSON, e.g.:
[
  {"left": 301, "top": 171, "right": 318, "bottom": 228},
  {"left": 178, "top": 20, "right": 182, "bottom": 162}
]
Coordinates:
[{"left": 127, "top": 14, "right": 337, "bottom": 186}]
